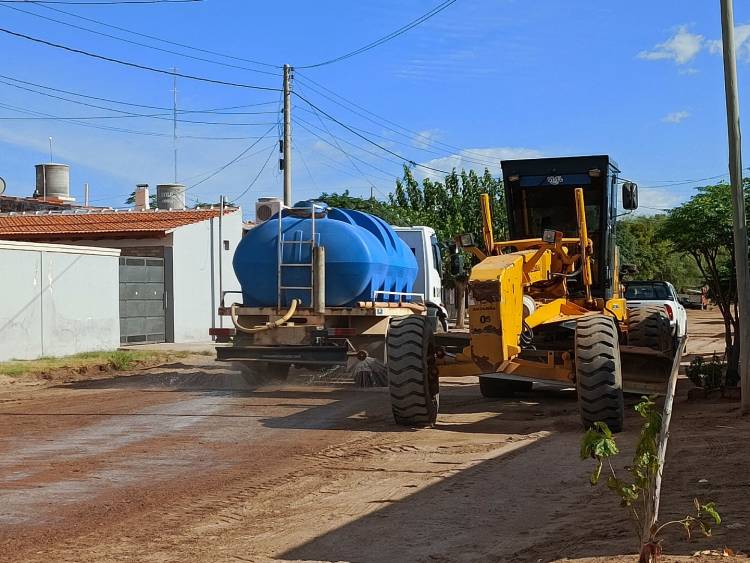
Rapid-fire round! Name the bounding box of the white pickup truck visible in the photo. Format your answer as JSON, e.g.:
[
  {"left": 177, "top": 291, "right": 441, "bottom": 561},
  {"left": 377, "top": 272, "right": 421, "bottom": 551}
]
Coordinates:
[{"left": 624, "top": 281, "right": 688, "bottom": 344}]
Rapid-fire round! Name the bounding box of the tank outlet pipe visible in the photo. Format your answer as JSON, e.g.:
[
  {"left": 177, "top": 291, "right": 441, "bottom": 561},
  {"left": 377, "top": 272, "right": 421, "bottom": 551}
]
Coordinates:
[
  {"left": 231, "top": 298, "right": 300, "bottom": 334},
  {"left": 314, "top": 245, "right": 326, "bottom": 314}
]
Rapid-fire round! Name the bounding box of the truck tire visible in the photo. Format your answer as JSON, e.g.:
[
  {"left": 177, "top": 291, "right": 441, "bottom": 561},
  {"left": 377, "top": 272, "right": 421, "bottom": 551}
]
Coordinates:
[
  {"left": 386, "top": 315, "right": 439, "bottom": 427},
  {"left": 479, "top": 377, "right": 533, "bottom": 398},
  {"left": 575, "top": 315, "right": 624, "bottom": 433},
  {"left": 628, "top": 306, "right": 672, "bottom": 352}
]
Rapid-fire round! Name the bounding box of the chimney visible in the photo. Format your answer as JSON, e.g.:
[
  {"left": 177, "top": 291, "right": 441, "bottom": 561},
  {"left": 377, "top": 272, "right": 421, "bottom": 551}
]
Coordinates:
[{"left": 135, "top": 184, "right": 150, "bottom": 211}]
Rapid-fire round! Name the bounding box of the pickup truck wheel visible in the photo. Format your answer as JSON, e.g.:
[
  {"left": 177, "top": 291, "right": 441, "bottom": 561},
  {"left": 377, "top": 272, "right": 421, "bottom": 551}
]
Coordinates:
[
  {"left": 386, "top": 315, "right": 439, "bottom": 427},
  {"left": 628, "top": 305, "right": 672, "bottom": 353},
  {"left": 479, "top": 377, "right": 533, "bottom": 398},
  {"left": 575, "top": 315, "right": 624, "bottom": 433}
]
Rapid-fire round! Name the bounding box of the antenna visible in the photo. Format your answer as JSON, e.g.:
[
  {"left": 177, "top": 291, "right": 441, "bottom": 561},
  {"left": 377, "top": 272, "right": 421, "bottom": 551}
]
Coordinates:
[{"left": 172, "top": 67, "right": 178, "bottom": 183}]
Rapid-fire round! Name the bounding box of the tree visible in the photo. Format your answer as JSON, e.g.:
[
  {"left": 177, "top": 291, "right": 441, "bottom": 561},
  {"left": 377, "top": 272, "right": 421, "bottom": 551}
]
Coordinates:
[
  {"left": 662, "top": 182, "right": 750, "bottom": 382},
  {"left": 124, "top": 190, "right": 157, "bottom": 208},
  {"left": 616, "top": 215, "right": 702, "bottom": 290}
]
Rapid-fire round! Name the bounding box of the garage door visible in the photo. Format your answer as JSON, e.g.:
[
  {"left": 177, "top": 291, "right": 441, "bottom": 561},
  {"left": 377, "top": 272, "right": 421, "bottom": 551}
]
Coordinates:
[{"left": 119, "top": 257, "right": 166, "bottom": 344}]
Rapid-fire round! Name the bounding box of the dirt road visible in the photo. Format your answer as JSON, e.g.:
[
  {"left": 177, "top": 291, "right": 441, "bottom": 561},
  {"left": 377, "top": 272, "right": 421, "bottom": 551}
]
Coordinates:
[{"left": 0, "top": 310, "right": 747, "bottom": 562}]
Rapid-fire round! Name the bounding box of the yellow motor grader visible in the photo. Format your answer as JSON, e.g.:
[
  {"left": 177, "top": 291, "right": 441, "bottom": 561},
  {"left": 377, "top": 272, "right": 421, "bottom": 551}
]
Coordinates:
[{"left": 386, "top": 156, "right": 675, "bottom": 432}]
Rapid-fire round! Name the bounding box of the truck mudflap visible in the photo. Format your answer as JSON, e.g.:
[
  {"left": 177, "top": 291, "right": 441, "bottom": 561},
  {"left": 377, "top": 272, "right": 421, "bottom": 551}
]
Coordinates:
[
  {"left": 216, "top": 344, "right": 348, "bottom": 366},
  {"left": 620, "top": 343, "right": 682, "bottom": 395}
]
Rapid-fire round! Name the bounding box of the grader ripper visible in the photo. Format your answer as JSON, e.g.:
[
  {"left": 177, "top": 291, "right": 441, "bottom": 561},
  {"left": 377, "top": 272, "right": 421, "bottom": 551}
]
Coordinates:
[{"left": 386, "top": 156, "right": 675, "bottom": 432}]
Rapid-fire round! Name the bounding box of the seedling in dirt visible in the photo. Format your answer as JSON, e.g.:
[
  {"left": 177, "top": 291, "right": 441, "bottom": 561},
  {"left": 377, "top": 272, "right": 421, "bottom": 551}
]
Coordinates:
[{"left": 580, "top": 397, "right": 721, "bottom": 563}]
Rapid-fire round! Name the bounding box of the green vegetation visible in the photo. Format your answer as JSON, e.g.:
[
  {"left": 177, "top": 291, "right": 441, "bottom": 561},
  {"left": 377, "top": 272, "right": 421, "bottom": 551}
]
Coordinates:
[
  {"left": 662, "top": 181, "right": 750, "bottom": 382},
  {"left": 616, "top": 215, "right": 702, "bottom": 290},
  {"left": 581, "top": 397, "right": 720, "bottom": 562},
  {"left": 0, "top": 350, "right": 187, "bottom": 378}
]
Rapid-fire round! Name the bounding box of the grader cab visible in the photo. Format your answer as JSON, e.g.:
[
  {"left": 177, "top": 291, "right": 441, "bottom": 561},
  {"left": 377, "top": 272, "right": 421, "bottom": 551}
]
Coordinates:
[{"left": 385, "top": 156, "right": 676, "bottom": 432}]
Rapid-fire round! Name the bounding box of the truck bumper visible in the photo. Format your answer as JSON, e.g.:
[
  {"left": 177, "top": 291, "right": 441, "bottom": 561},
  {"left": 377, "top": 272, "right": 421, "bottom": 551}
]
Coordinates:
[{"left": 216, "top": 344, "right": 348, "bottom": 366}]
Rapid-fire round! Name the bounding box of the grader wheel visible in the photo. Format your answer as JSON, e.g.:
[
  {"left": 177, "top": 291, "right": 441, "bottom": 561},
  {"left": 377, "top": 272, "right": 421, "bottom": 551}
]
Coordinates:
[
  {"left": 386, "top": 315, "right": 439, "bottom": 427},
  {"left": 575, "top": 315, "right": 624, "bottom": 433},
  {"left": 627, "top": 305, "right": 672, "bottom": 352}
]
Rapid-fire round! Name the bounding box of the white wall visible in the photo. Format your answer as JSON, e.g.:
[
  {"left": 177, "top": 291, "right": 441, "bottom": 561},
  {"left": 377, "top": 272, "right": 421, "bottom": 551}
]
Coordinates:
[
  {"left": 0, "top": 241, "right": 120, "bottom": 361},
  {"left": 170, "top": 210, "right": 242, "bottom": 342}
]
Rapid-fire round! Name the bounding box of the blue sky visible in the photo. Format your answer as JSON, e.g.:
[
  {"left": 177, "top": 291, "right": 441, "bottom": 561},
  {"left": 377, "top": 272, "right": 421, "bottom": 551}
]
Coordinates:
[{"left": 0, "top": 0, "right": 748, "bottom": 217}]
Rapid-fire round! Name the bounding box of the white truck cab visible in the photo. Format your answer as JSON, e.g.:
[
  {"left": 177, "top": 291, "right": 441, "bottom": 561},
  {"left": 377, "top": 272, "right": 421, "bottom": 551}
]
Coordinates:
[{"left": 393, "top": 226, "right": 448, "bottom": 331}]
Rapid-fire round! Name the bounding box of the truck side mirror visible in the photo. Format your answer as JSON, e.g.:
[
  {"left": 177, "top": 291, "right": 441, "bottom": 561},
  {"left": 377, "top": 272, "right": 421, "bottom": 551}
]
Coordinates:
[{"left": 622, "top": 182, "right": 639, "bottom": 210}]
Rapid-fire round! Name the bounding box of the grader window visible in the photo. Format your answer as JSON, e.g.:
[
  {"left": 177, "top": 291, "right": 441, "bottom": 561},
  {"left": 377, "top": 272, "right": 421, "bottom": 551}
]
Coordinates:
[{"left": 514, "top": 185, "right": 601, "bottom": 239}]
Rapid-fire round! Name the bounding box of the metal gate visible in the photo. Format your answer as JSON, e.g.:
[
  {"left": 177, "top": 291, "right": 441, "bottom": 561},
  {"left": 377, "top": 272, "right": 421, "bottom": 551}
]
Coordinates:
[{"left": 119, "top": 256, "right": 166, "bottom": 344}]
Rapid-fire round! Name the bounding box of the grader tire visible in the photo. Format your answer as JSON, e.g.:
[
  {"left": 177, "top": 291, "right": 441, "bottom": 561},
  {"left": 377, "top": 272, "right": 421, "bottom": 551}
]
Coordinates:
[
  {"left": 575, "top": 315, "right": 624, "bottom": 433},
  {"left": 386, "top": 315, "right": 439, "bottom": 427},
  {"left": 627, "top": 306, "right": 672, "bottom": 352},
  {"left": 479, "top": 377, "right": 533, "bottom": 398}
]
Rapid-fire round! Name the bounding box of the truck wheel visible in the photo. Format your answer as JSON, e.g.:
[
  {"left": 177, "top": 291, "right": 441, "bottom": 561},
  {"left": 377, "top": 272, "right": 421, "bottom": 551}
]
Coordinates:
[
  {"left": 386, "top": 315, "right": 439, "bottom": 427},
  {"left": 628, "top": 306, "right": 672, "bottom": 352},
  {"left": 479, "top": 377, "right": 533, "bottom": 398},
  {"left": 575, "top": 315, "right": 624, "bottom": 433}
]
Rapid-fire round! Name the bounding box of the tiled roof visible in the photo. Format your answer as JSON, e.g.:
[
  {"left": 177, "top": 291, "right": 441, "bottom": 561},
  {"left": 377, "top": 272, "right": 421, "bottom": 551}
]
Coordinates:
[{"left": 0, "top": 209, "right": 228, "bottom": 240}]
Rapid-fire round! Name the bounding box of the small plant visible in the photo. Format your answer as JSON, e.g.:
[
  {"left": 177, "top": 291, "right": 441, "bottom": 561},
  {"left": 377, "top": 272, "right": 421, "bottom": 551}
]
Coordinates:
[
  {"left": 107, "top": 351, "right": 135, "bottom": 371},
  {"left": 581, "top": 397, "right": 720, "bottom": 563},
  {"left": 686, "top": 355, "right": 726, "bottom": 390}
]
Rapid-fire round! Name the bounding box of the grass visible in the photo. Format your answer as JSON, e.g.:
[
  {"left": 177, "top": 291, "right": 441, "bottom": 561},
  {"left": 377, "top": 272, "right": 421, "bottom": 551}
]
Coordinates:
[{"left": 0, "top": 350, "right": 190, "bottom": 378}]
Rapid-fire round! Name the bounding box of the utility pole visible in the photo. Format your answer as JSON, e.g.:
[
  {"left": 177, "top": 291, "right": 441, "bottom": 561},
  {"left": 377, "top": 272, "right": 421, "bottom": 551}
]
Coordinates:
[
  {"left": 720, "top": 0, "right": 750, "bottom": 414},
  {"left": 172, "top": 67, "right": 178, "bottom": 183},
  {"left": 282, "top": 63, "right": 293, "bottom": 206},
  {"left": 218, "top": 194, "right": 224, "bottom": 329}
]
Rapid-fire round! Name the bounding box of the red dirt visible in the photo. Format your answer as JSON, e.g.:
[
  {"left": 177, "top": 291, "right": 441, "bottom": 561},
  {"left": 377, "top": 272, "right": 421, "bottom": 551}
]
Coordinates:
[{"left": 0, "top": 310, "right": 746, "bottom": 562}]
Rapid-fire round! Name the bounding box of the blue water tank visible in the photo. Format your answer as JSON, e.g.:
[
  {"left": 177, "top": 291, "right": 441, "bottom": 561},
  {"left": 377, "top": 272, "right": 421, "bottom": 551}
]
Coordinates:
[{"left": 234, "top": 202, "right": 418, "bottom": 307}]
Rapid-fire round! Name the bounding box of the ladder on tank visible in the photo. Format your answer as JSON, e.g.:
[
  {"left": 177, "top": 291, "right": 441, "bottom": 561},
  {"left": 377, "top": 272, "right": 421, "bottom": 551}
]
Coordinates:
[{"left": 276, "top": 203, "right": 320, "bottom": 309}]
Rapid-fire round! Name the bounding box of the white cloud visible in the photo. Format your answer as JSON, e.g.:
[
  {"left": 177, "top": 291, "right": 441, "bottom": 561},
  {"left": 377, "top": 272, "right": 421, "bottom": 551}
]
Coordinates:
[
  {"left": 678, "top": 67, "right": 700, "bottom": 75},
  {"left": 638, "top": 25, "right": 704, "bottom": 64},
  {"left": 417, "top": 146, "right": 544, "bottom": 180},
  {"left": 412, "top": 129, "right": 441, "bottom": 150},
  {"left": 707, "top": 24, "right": 750, "bottom": 62},
  {"left": 634, "top": 187, "right": 686, "bottom": 215},
  {"left": 662, "top": 110, "right": 690, "bottom": 124}
]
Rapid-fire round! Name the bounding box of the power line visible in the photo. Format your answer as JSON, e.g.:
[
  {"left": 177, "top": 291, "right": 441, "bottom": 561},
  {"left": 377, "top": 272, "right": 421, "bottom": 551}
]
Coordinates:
[
  {"left": 0, "top": 1, "right": 202, "bottom": 4},
  {"left": 1, "top": 3, "right": 280, "bottom": 76},
  {"left": 295, "top": 72, "right": 501, "bottom": 164},
  {"left": 297, "top": 82, "right": 386, "bottom": 195},
  {"left": 186, "top": 125, "right": 276, "bottom": 190},
  {"left": 297, "top": 0, "right": 457, "bottom": 69},
  {"left": 294, "top": 118, "right": 403, "bottom": 180},
  {"left": 0, "top": 26, "right": 282, "bottom": 91},
  {"left": 25, "top": 0, "right": 278, "bottom": 68},
  {"left": 0, "top": 101, "right": 269, "bottom": 139},
  {"left": 229, "top": 143, "right": 278, "bottom": 202},
  {"left": 293, "top": 91, "right": 450, "bottom": 175},
  {"left": 0, "top": 72, "right": 279, "bottom": 113}
]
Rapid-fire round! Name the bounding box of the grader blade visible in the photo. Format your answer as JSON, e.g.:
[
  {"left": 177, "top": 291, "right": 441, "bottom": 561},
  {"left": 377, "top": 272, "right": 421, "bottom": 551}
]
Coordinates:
[{"left": 620, "top": 345, "right": 676, "bottom": 395}]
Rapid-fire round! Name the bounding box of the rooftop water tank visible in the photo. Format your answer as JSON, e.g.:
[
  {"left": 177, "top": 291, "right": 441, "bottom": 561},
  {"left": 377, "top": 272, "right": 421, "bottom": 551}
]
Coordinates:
[
  {"left": 34, "top": 163, "right": 71, "bottom": 200},
  {"left": 233, "top": 201, "right": 418, "bottom": 307},
  {"left": 156, "top": 183, "right": 186, "bottom": 210}
]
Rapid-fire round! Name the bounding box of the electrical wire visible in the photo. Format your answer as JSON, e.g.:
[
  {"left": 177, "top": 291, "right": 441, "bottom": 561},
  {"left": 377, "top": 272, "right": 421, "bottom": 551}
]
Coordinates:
[
  {"left": 24, "top": 0, "right": 279, "bottom": 68},
  {"left": 0, "top": 72, "right": 279, "bottom": 112},
  {"left": 296, "top": 82, "right": 387, "bottom": 196},
  {"left": 296, "top": 72, "right": 498, "bottom": 163},
  {"left": 186, "top": 125, "right": 276, "bottom": 190},
  {"left": 229, "top": 142, "right": 277, "bottom": 202},
  {"left": 0, "top": 1, "right": 202, "bottom": 4},
  {"left": 0, "top": 26, "right": 282, "bottom": 91},
  {"left": 1, "top": 3, "right": 281, "bottom": 76},
  {"left": 297, "top": 0, "right": 457, "bottom": 69},
  {"left": 0, "top": 101, "right": 269, "bottom": 139},
  {"left": 294, "top": 117, "right": 404, "bottom": 180},
  {"left": 293, "top": 91, "right": 450, "bottom": 174}
]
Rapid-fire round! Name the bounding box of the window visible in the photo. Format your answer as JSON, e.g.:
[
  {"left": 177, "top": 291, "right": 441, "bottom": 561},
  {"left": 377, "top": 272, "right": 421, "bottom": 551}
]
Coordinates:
[{"left": 624, "top": 283, "right": 670, "bottom": 300}]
